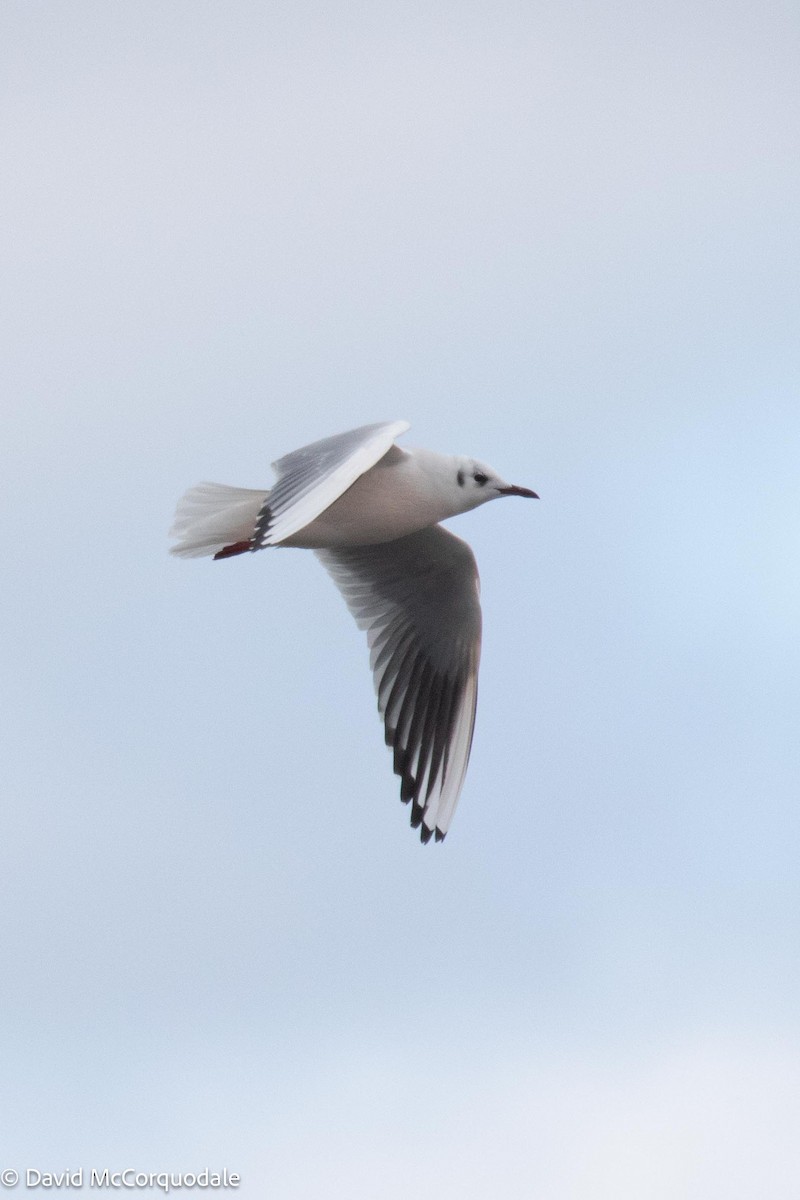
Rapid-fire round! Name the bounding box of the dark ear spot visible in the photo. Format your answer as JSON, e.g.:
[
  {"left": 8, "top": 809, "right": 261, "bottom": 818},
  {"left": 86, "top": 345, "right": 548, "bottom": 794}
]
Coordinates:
[{"left": 457, "top": 469, "right": 465, "bottom": 487}]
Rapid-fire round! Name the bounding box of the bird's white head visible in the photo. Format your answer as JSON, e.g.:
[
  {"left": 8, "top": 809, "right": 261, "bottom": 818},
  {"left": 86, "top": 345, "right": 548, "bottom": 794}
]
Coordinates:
[{"left": 450, "top": 456, "right": 539, "bottom": 513}]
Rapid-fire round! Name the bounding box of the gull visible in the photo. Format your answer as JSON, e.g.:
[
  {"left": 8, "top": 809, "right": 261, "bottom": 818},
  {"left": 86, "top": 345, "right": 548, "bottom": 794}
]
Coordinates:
[{"left": 170, "top": 421, "right": 538, "bottom": 842}]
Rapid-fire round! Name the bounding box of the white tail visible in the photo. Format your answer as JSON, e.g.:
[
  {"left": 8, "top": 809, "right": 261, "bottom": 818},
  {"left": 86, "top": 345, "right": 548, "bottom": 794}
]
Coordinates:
[{"left": 169, "top": 483, "right": 269, "bottom": 558}]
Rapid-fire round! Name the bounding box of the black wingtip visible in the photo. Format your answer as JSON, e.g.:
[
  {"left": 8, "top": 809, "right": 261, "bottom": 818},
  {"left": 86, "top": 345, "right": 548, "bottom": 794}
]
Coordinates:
[
  {"left": 253, "top": 501, "right": 274, "bottom": 547},
  {"left": 401, "top": 775, "right": 417, "bottom": 805},
  {"left": 419, "top": 823, "right": 433, "bottom": 845}
]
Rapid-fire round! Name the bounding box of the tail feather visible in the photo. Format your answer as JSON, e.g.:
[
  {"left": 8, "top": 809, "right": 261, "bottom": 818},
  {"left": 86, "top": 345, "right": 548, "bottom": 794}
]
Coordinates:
[{"left": 169, "top": 483, "right": 269, "bottom": 559}]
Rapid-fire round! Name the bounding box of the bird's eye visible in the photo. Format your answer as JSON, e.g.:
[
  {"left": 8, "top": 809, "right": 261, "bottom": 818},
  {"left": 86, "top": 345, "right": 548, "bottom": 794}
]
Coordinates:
[{"left": 473, "top": 472, "right": 488, "bottom": 486}]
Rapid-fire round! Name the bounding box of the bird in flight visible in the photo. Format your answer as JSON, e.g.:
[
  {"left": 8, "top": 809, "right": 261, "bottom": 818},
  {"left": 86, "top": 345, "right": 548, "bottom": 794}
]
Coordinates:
[{"left": 170, "top": 421, "right": 538, "bottom": 842}]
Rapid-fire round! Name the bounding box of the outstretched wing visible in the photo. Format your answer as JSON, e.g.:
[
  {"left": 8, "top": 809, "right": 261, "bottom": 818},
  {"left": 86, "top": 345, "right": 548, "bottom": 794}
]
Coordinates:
[
  {"left": 316, "top": 525, "right": 482, "bottom": 842},
  {"left": 256, "top": 420, "right": 410, "bottom": 547}
]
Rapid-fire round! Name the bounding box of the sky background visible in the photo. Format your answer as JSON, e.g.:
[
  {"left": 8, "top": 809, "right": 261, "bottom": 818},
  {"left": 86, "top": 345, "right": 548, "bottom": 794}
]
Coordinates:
[{"left": 3, "top": 1, "right": 799, "bottom": 1195}]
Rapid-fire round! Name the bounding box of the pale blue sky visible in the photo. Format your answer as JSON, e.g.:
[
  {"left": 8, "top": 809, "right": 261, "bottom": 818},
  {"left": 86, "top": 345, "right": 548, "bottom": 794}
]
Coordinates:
[{"left": 3, "top": 2, "right": 800, "bottom": 1195}]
